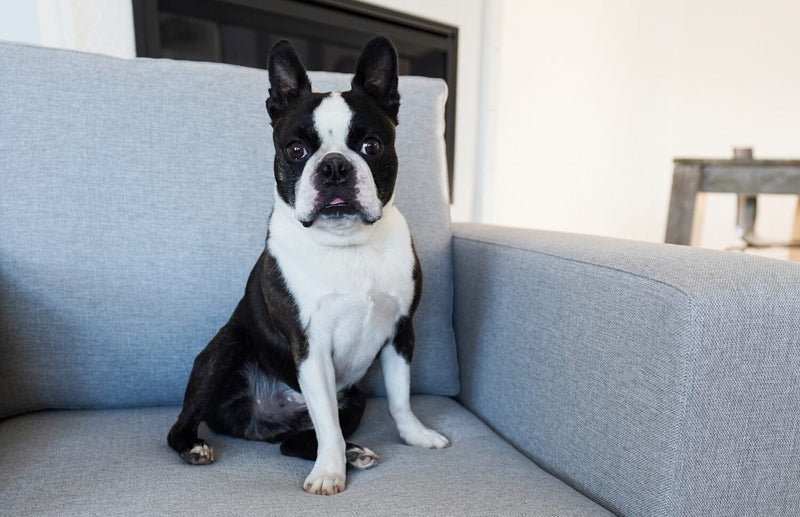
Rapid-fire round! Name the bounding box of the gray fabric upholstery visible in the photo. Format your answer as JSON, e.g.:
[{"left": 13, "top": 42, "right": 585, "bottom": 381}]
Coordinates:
[
  {"left": 0, "top": 396, "right": 610, "bottom": 516},
  {"left": 0, "top": 42, "right": 457, "bottom": 418},
  {"left": 453, "top": 223, "right": 800, "bottom": 517},
  {"left": 3, "top": 39, "right": 799, "bottom": 516}
]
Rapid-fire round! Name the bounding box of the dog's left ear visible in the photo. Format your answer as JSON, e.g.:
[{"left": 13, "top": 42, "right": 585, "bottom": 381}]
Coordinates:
[{"left": 352, "top": 36, "right": 400, "bottom": 124}]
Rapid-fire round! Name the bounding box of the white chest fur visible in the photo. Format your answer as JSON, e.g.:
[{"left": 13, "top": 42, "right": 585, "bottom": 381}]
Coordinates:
[{"left": 267, "top": 198, "right": 416, "bottom": 390}]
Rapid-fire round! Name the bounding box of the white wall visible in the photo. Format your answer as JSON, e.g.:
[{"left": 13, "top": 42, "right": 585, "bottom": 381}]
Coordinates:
[
  {"left": 53, "top": 0, "right": 135, "bottom": 57},
  {"left": 1, "top": 0, "right": 134, "bottom": 57},
  {"left": 0, "top": 0, "right": 39, "bottom": 45},
  {"left": 480, "top": 0, "right": 800, "bottom": 256}
]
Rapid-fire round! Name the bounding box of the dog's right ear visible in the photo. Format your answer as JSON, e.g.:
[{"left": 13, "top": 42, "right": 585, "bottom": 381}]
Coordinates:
[{"left": 266, "top": 40, "right": 311, "bottom": 122}]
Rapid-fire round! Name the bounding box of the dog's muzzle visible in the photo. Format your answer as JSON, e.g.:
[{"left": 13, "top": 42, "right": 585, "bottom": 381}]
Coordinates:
[{"left": 297, "top": 153, "right": 379, "bottom": 228}]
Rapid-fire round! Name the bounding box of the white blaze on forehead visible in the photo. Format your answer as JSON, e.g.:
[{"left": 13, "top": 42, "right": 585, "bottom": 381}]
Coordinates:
[
  {"left": 314, "top": 92, "right": 352, "bottom": 148},
  {"left": 292, "top": 91, "right": 384, "bottom": 230}
]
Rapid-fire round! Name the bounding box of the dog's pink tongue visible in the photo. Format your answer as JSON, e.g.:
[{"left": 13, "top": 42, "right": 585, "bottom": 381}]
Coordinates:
[{"left": 330, "top": 197, "right": 346, "bottom": 206}]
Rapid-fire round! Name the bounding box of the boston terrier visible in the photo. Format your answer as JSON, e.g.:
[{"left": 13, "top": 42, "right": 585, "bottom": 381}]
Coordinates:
[{"left": 167, "top": 36, "right": 449, "bottom": 495}]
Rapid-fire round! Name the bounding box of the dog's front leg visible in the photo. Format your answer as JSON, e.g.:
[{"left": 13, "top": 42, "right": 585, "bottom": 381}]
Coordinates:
[
  {"left": 297, "top": 347, "right": 346, "bottom": 495},
  {"left": 380, "top": 344, "right": 450, "bottom": 449}
]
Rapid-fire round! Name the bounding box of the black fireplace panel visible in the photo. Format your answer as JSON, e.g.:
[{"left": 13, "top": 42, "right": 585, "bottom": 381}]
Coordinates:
[{"left": 133, "top": 0, "right": 457, "bottom": 195}]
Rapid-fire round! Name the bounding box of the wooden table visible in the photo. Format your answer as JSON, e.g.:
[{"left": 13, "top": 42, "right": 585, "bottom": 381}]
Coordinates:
[{"left": 665, "top": 149, "right": 800, "bottom": 253}]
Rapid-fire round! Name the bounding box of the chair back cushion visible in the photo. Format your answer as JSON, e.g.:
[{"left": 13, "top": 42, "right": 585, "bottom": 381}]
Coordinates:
[{"left": 0, "top": 42, "right": 458, "bottom": 417}]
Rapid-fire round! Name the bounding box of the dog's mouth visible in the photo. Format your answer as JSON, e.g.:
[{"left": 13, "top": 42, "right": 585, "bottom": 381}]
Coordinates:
[
  {"left": 300, "top": 195, "right": 379, "bottom": 228},
  {"left": 319, "top": 196, "right": 360, "bottom": 217},
  {"left": 325, "top": 196, "right": 350, "bottom": 209}
]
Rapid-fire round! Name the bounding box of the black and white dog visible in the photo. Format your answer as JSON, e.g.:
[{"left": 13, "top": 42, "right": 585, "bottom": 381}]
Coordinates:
[{"left": 167, "top": 36, "right": 449, "bottom": 495}]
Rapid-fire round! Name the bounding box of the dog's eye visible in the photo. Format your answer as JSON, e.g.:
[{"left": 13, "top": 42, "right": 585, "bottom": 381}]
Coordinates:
[
  {"left": 360, "top": 138, "right": 382, "bottom": 156},
  {"left": 286, "top": 142, "right": 308, "bottom": 161}
]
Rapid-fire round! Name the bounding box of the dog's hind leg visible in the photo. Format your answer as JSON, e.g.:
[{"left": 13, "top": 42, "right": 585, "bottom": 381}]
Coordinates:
[
  {"left": 167, "top": 324, "right": 248, "bottom": 464},
  {"left": 279, "top": 385, "right": 378, "bottom": 469},
  {"left": 344, "top": 443, "right": 379, "bottom": 470}
]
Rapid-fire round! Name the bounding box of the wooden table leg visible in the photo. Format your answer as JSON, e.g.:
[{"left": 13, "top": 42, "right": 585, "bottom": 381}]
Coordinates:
[
  {"left": 790, "top": 198, "right": 800, "bottom": 263},
  {"left": 666, "top": 163, "right": 703, "bottom": 245}
]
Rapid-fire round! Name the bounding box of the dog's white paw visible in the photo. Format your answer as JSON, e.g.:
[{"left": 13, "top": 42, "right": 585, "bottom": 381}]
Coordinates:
[
  {"left": 303, "top": 466, "right": 346, "bottom": 495},
  {"left": 181, "top": 441, "right": 215, "bottom": 465},
  {"left": 401, "top": 424, "right": 450, "bottom": 450}
]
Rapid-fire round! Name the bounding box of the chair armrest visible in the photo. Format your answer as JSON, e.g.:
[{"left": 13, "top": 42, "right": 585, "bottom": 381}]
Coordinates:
[{"left": 452, "top": 222, "right": 800, "bottom": 517}]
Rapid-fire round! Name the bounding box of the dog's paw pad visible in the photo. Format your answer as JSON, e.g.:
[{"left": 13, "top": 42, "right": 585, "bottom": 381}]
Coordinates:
[
  {"left": 346, "top": 445, "right": 379, "bottom": 470},
  {"left": 180, "top": 441, "right": 215, "bottom": 465}
]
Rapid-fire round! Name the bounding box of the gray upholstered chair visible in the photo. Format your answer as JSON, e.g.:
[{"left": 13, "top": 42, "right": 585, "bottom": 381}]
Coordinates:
[{"left": 2, "top": 41, "right": 799, "bottom": 516}]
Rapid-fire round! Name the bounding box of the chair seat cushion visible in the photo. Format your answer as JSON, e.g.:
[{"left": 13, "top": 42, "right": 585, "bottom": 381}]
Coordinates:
[{"left": 0, "top": 396, "right": 609, "bottom": 516}]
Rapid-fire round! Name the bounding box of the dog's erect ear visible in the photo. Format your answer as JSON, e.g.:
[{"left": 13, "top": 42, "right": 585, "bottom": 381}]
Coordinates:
[
  {"left": 352, "top": 36, "right": 400, "bottom": 124},
  {"left": 266, "top": 40, "right": 312, "bottom": 122}
]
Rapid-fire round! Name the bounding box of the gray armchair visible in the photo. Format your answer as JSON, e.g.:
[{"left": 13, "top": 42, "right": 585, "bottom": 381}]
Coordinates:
[{"left": 2, "top": 41, "right": 798, "bottom": 516}]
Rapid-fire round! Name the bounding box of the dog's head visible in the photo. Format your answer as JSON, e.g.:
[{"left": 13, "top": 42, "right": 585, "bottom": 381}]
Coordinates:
[{"left": 266, "top": 36, "right": 400, "bottom": 236}]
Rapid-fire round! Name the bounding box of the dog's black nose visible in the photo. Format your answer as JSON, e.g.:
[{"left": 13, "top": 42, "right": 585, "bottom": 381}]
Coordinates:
[{"left": 319, "top": 154, "right": 352, "bottom": 186}]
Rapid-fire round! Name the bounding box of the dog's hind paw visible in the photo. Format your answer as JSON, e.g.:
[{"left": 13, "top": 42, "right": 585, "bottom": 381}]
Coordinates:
[
  {"left": 346, "top": 444, "right": 379, "bottom": 470},
  {"left": 180, "top": 440, "right": 215, "bottom": 465}
]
